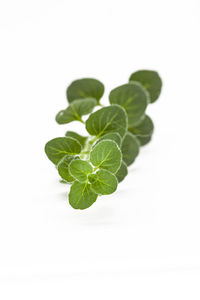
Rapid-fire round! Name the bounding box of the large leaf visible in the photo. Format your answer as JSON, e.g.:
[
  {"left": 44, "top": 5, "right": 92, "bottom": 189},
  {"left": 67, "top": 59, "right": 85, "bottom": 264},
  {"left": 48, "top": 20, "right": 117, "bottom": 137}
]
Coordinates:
[
  {"left": 65, "top": 131, "right": 87, "bottom": 148},
  {"left": 57, "top": 155, "right": 76, "bottom": 183},
  {"left": 56, "top": 98, "right": 96, "bottom": 124},
  {"left": 69, "top": 159, "right": 93, "bottom": 182},
  {"left": 129, "top": 70, "right": 162, "bottom": 103},
  {"left": 67, "top": 78, "right": 104, "bottom": 104},
  {"left": 95, "top": 132, "right": 121, "bottom": 147},
  {"left": 90, "top": 140, "right": 121, "bottom": 173},
  {"left": 45, "top": 137, "right": 82, "bottom": 164},
  {"left": 88, "top": 169, "right": 117, "bottom": 195},
  {"left": 86, "top": 104, "right": 127, "bottom": 138},
  {"left": 109, "top": 83, "right": 148, "bottom": 126},
  {"left": 121, "top": 133, "right": 140, "bottom": 166},
  {"left": 69, "top": 181, "right": 98, "bottom": 209},
  {"left": 115, "top": 161, "right": 128, "bottom": 183}
]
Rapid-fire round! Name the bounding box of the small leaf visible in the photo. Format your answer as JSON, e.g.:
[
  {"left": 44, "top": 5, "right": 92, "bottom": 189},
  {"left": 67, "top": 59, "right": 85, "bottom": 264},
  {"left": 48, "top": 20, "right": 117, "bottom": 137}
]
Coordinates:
[
  {"left": 57, "top": 155, "right": 76, "bottom": 183},
  {"left": 115, "top": 161, "right": 128, "bottom": 183},
  {"left": 121, "top": 132, "right": 140, "bottom": 166},
  {"left": 109, "top": 83, "right": 148, "bottom": 126},
  {"left": 95, "top": 132, "right": 121, "bottom": 147},
  {"left": 88, "top": 169, "right": 118, "bottom": 195},
  {"left": 129, "top": 70, "right": 162, "bottom": 103},
  {"left": 128, "top": 115, "right": 154, "bottom": 137},
  {"left": 69, "top": 181, "right": 98, "bottom": 209},
  {"left": 137, "top": 135, "right": 152, "bottom": 146},
  {"left": 86, "top": 104, "right": 127, "bottom": 138},
  {"left": 69, "top": 159, "right": 93, "bottom": 182},
  {"left": 67, "top": 78, "right": 104, "bottom": 104},
  {"left": 90, "top": 140, "right": 121, "bottom": 173},
  {"left": 56, "top": 98, "right": 96, "bottom": 124},
  {"left": 45, "top": 137, "right": 82, "bottom": 165},
  {"left": 65, "top": 131, "right": 87, "bottom": 148}
]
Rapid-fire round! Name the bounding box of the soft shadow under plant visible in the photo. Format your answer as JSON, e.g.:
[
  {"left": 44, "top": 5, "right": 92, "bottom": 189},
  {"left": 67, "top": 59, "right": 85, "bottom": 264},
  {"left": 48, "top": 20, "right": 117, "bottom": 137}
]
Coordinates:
[{"left": 45, "top": 70, "right": 162, "bottom": 209}]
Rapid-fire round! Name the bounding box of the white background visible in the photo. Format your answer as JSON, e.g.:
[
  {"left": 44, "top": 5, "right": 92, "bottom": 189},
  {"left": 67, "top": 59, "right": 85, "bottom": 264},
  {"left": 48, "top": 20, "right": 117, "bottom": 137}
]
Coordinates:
[{"left": 0, "top": 0, "right": 200, "bottom": 299}]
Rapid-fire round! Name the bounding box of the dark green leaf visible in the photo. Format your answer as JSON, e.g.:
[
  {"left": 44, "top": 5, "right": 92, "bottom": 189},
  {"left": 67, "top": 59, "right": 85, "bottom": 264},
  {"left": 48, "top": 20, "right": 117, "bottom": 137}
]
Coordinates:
[
  {"left": 137, "top": 135, "right": 152, "bottom": 146},
  {"left": 69, "top": 159, "right": 93, "bottom": 182},
  {"left": 128, "top": 115, "right": 154, "bottom": 137},
  {"left": 115, "top": 161, "right": 128, "bottom": 183},
  {"left": 88, "top": 169, "right": 118, "bottom": 195},
  {"left": 129, "top": 70, "right": 162, "bottom": 103},
  {"left": 69, "top": 181, "right": 98, "bottom": 209},
  {"left": 90, "top": 140, "right": 121, "bottom": 173},
  {"left": 95, "top": 132, "right": 121, "bottom": 147},
  {"left": 65, "top": 131, "right": 87, "bottom": 148},
  {"left": 57, "top": 155, "right": 76, "bottom": 182},
  {"left": 56, "top": 98, "right": 96, "bottom": 124},
  {"left": 45, "top": 137, "right": 82, "bottom": 165},
  {"left": 86, "top": 104, "right": 127, "bottom": 138},
  {"left": 109, "top": 83, "right": 148, "bottom": 126},
  {"left": 67, "top": 78, "right": 104, "bottom": 104},
  {"left": 121, "top": 132, "right": 140, "bottom": 166}
]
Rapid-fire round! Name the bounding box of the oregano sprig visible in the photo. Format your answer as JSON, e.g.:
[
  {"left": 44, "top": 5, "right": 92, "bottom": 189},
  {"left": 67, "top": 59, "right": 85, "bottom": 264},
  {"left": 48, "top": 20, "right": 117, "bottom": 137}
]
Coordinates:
[{"left": 45, "top": 70, "right": 162, "bottom": 209}]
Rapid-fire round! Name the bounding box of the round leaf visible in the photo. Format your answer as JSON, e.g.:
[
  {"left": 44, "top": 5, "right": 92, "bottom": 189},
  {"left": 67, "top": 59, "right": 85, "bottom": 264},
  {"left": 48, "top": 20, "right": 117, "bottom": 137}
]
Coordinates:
[
  {"left": 115, "top": 161, "right": 128, "bottom": 183},
  {"left": 121, "top": 132, "right": 140, "bottom": 166},
  {"left": 128, "top": 115, "right": 154, "bottom": 137},
  {"left": 86, "top": 104, "right": 127, "bottom": 138},
  {"left": 56, "top": 98, "right": 96, "bottom": 124},
  {"left": 69, "top": 181, "right": 98, "bottom": 209},
  {"left": 137, "top": 135, "right": 152, "bottom": 146},
  {"left": 88, "top": 169, "right": 118, "bottom": 195},
  {"left": 69, "top": 159, "right": 93, "bottom": 182},
  {"left": 65, "top": 131, "right": 87, "bottom": 148},
  {"left": 57, "top": 155, "right": 76, "bottom": 183},
  {"left": 90, "top": 140, "right": 121, "bottom": 173},
  {"left": 45, "top": 137, "right": 82, "bottom": 165},
  {"left": 109, "top": 83, "right": 148, "bottom": 126},
  {"left": 129, "top": 70, "right": 162, "bottom": 103},
  {"left": 95, "top": 132, "right": 121, "bottom": 147},
  {"left": 67, "top": 78, "right": 104, "bottom": 104}
]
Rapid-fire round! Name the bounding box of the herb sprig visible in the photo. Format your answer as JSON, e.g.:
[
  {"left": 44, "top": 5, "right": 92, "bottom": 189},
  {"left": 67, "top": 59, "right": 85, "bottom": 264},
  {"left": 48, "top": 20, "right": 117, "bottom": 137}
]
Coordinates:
[{"left": 45, "top": 70, "right": 162, "bottom": 209}]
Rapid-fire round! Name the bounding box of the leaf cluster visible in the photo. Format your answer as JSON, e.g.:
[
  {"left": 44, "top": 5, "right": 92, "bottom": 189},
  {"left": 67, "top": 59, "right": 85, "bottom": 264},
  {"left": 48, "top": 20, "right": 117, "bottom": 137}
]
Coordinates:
[{"left": 45, "top": 70, "right": 162, "bottom": 209}]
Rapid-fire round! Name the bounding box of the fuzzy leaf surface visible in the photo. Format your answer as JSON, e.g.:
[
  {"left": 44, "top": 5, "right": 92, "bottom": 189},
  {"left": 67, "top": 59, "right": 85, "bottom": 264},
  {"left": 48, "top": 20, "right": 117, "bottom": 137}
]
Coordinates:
[
  {"left": 109, "top": 83, "right": 148, "bottom": 126},
  {"left": 89, "top": 169, "right": 117, "bottom": 195},
  {"left": 56, "top": 98, "right": 96, "bottom": 124},
  {"left": 90, "top": 140, "right": 121, "bottom": 173},
  {"left": 57, "top": 155, "right": 76, "bottom": 182},
  {"left": 95, "top": 132, "right": 121, "bottom": 147},
  {"left": 121, "top": 132, "right": 140, "bottom": 166},
  {"left": 45, "top": 137, "right": 82, "bottom": 164},
  {"left": 69, "top": 159, "right": 93, "bottom": 182},
  {"left": 65, "top": 131, "right": 87, "bottom": 148},
  {"left": 115, "top": 161, "right": 128, "bottom": 183},
  {"left": 69, "top": 181, "right": 97, "bottom": 209},
  {"left": 67, "top": 78, "right": 104, "bottom": 104},
  {"left": 129, "top": 70, "right": 162, "bottom": 103},
  {"left": 86, "top": 104, "right": 127, "bottom": 138}
]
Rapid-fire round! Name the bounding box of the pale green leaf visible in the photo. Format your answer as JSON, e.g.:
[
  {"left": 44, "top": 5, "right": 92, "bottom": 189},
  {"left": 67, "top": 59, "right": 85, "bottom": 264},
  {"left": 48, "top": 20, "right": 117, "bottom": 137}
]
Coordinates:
[
  {"left": 69, "top": 159, "right": 93, "bottom": 182},
  {"left": 129, "top": 70, "right": 162, "bottom": 103},
  {"left": 90, "top": 140, "right": 121, "bottom": 173},
  {"left": 69, "top": 181, "right": 98, "bottom": 209},
  {"left": 67, "top": 78, "right": 104, "bottom": 104},
  {"left": 45, "top": 137, "right": 82, "bottom": 165},
  {"left": 57, "top": 155, "right": 76, "bottom": 183},
  {"left": 121, "top": 132, "right": 140, "bottom": 166},
  {"left": 56, "top": 98, "right": 96, "bottom": 124},
  {"left": 86, "top": 104, "right": 127, "bottom": 138},
  {"left": 89, "top": 169, "right": 118, "bottom": 195},
  {"left": 115, "top": 161, "right": 128, "bottom": 183},
  {"left": 109, "top": 83, "right": 148, "bottom": 126}
]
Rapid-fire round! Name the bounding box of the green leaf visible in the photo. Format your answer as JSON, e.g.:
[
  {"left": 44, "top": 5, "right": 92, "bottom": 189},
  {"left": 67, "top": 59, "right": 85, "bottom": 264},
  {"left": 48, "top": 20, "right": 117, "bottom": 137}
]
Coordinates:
[
  {"left": 88, "top": 169, "right": 118, "bottom": 195},
  {"left": 69, "top": 159, "right": 93, "bottom": 182},
  {"left": 109, "top": 83, "right": 148, "bottom": 126},
  {"left": 69, "top": 181, "right": 98, "bottom": 209},
  {"left": 115, "top": 161, "right": 128, "bottom": 183},
  {"left": 137, "top": 135, "right": 152, "bottom": 146},
  {"left": 86, "top": 104, "right": 127, "bottom": 138},
  {"left": 65, "top": 131, "right": 87, "bottom": 148},
  {"left": 67, "top": 78, "right": 104, "bottom": 104},
  {"left": 45, "top": 137, "right": 82, "bottom": 165},
  {"left": 56, "top": 98, "right": 96, "bottom": 124},
  {"left": 90, "top": 140, "right": 121, "bottom": 173},
  {"left": 128, "top": 115, "right": 154, "bottom": 137},
  {"left": 129, "top": 70, "right": 162, "bottom": 103},
  {"left": 121, "top": 132, "right": 140, "bottom": 166},
  {"left": 57, "top": 155, "right": 76, "bottom": 183},
  {"left": 95, "top": 132, "right": 121, "bottom": 147}
]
